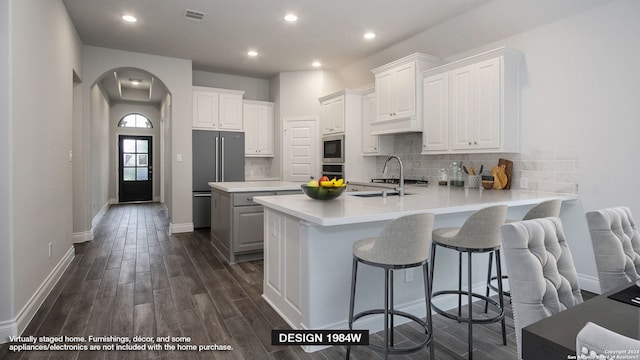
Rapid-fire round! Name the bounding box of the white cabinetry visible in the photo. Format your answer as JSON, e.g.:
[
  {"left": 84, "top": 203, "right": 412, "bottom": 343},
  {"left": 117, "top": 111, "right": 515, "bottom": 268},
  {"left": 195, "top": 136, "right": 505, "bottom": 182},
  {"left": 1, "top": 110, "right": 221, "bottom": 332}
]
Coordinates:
[
  {"left": 317, "top": 89, "right": 377, "bottom": 181},
  {"left": 243, "top": 100, "right": 274, "bottom": 157},
  {"left": 422, "top": 47, "right": 522, "bottom": 154},
  {"left": 192, "top": 86, "right": 245, "bottom": 130},
  {"left": 370, "top": 53, "right": 441, "bottom": 135},
  {"left": 319, "top": 94, "right": 344, "bottom": 135},
  {"left": 362, "top": 89, "right": 394, "bottom": 156}
]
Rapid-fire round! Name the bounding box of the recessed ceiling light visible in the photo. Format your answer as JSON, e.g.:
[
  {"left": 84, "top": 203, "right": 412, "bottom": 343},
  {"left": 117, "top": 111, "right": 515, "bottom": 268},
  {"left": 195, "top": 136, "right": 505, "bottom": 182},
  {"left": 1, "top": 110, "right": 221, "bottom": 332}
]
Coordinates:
[
  {"left": 247, "top": 50, "right": 258, "bottom": 57},
  {"left": 284, "top": 14, "right": 298, "bottom": 22},
  {"left": 122, "top": 14, "right": 138, "bottom": 23},
  {"left": 364, "top": 32, "right": 376, "bottom": 39},
  {"left": 312, "top": 61, "right": 321, "bottom": 68}
]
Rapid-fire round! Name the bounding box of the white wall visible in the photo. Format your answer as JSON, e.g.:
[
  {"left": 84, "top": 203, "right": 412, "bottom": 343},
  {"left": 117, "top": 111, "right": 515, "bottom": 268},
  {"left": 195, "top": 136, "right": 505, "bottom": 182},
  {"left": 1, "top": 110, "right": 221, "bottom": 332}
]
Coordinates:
[
  {"left": 273, "top": 70, "right": 344, "bottom": 178},
  {"left": 193, "top": 70, "right": 270, "bottom": 101},
  {"left": 90, "top": 84, "right": 110, "bottom": 219},
  {"left": 0, "top": 0, "right": 13, "bottom": 337},
  {"left": 82, "top": 46, "right": 192, "bottom": 233},
  {"left": 3, "top": 0, "right": 83, "bottom": 340},
  {"left": 109, "top": 103, "right": 162, "bottom": 202}
]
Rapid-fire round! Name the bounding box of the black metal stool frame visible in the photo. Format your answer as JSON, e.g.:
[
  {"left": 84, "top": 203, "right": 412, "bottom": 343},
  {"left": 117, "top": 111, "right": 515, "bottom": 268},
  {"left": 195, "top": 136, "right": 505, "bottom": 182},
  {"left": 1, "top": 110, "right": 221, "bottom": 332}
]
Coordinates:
[
  {"left": 429, "top": 242, "right": 507, "bottom": 360},
  {"left": 346, "top": 256, "right": 435, "bottom": 360}
]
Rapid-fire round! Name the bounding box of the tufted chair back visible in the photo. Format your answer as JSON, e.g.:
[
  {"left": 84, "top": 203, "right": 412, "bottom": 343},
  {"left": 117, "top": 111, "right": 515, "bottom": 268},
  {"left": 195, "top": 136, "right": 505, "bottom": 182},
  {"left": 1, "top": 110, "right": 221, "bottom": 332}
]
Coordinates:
[
  {"left": 577, "top": 322, "right": 640, "bottom": 359},
  {"left": 501, "top": 217, "right": 583, "bottom": 359},
  {"left": 585, "top": 207, "right": 640, "bottom": 293}
]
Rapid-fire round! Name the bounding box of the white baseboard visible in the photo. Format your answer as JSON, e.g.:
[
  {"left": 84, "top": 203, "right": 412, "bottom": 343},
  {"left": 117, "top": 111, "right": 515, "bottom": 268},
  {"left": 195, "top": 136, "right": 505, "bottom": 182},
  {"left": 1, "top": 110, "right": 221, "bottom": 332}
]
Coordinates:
[
  {"left": 0, "top": 246, "right": 75, "bottom": 343},
  {"left": 72, "top": 230, "right": 93, "bottom": 243},
  {"left": 92, "top": 202, "right": 110, "bottom": 229},
  {"left": 578, "top": 273, "right": 601, "bottom": 294},
  {"left": 169, "top": 222, "right": 194, "bottom": 234}
]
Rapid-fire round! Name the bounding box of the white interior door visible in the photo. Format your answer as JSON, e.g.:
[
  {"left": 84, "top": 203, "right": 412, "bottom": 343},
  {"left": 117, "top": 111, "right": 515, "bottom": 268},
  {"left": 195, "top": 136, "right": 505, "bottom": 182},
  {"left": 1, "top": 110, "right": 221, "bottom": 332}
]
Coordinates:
[{"left": 283, "top": 117, "right": 317, "bottom": 182}]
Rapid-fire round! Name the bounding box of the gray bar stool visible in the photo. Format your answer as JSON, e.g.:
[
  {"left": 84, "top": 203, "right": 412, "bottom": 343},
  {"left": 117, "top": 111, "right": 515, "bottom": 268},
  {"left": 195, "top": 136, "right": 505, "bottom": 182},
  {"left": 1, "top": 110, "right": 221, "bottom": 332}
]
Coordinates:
[
  {"left": 347, "top": 213, "right": 435, "bottom": 360},
  {"left": 485, "top": 199, "right": 562, "bottom": 301},
  {"left": 429, "top": 205, "right": 507, "bottom": 360}
]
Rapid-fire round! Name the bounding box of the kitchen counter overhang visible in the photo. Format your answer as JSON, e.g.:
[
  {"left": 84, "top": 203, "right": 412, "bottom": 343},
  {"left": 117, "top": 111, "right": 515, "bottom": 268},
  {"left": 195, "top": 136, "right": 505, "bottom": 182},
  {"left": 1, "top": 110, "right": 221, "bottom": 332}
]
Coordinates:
[
  {"left": 208, "top": 180, "right": 303, "bottom": 192},
  {"left": 253, "top": 185, "right": 578, "bottom": 226}
]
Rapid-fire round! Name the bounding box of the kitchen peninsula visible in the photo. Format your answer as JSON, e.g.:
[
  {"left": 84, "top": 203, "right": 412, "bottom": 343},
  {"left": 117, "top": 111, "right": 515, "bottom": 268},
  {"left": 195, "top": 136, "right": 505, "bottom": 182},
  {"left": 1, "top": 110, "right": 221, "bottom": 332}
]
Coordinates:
[{"left": 253, "top": 185, "right": 580, "bottom": 352}]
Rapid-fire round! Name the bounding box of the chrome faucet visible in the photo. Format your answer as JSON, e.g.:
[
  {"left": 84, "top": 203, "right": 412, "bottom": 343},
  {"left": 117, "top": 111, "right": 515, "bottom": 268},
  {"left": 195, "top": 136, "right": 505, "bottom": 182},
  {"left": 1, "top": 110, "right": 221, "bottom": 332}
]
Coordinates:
[{"left": 383, "top": 155, "right": 405, "bottom": 196}]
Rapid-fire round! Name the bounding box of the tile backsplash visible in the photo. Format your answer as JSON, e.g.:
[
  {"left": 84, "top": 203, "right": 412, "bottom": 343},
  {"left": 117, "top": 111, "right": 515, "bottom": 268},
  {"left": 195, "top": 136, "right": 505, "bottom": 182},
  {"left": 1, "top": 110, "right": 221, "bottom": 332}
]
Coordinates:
[
  {"left": 375, "top": 133, "right": 578, "bottom": 194},
  {"left": 245, "top": 157, "right": 273, "bottom": 179}
]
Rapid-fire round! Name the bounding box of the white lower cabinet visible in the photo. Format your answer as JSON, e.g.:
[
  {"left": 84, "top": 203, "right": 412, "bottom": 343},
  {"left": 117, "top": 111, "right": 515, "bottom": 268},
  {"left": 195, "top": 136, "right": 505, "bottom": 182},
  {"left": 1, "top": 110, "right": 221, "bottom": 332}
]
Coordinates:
[
  {"left": 243, "top": 100, "right": 274, "bottom": 157},
  {"left": 263, "top": 209, "right": 302, "bottom": 328},
  {"left": 422, "top": 47, "right": 522, "bottom": 154}
]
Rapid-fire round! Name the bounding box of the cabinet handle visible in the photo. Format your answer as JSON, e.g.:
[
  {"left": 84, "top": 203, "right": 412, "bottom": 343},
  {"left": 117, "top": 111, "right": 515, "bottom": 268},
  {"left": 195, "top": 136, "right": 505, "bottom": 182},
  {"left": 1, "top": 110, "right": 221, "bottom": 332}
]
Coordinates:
[
  {"left": 474, "top": 141, "right": 478, "bottom": 145},
  {"left": 468, "top": 142, "right": 472, "bottom": 145},
  {"left": 247, "top": 197, "right": 254, "bottom": 201}
]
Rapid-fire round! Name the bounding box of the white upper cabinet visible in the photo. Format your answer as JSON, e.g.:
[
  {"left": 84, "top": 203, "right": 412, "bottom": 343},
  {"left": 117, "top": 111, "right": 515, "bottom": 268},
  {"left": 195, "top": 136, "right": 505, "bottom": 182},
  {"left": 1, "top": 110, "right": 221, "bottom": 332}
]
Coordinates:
[
  {"left": 362, "top": 89, "right": 394, "bottom": 156},
  {"left": 192, "top": 86, "right": 245, "bottom": 130},
  {"left": 319, "top": 94, "right": 345, "bottom": 135},
  {"left": 243, "top": 100, "right": 274, "bottom": 157},
  {"left": 421, "top": 47, "right": 522, "bottom": 154},
  {"left": 370, "top": 53, "right": 441, "bottom": 135},
  {"left": 422, "top": 72, "right": 449, "bottom": 152}
]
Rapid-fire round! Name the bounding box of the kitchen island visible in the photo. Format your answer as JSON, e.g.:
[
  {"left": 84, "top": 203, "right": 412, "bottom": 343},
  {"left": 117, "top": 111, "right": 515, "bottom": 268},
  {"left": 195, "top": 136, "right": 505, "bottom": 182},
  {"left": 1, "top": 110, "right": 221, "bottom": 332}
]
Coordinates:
[
  {"left": 253, "top": 185, "right": 581, "bottom": 352},
  {"left": 208, "top": 181, "right": 302, "bottom": 264}
]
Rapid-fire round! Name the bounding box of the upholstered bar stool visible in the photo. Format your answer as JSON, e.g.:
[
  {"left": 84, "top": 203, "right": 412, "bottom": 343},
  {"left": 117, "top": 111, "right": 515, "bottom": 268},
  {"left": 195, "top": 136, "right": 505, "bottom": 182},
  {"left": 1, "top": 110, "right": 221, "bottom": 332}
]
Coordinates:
[
  {"left": 347, "top": 213, "right": 435, "bottom": 360},
  {"left": 485, "top": 199, "right": 562, "bottom": 300},
  {"left": 429, "top": 205, "right": 507, "bottom": 360}
]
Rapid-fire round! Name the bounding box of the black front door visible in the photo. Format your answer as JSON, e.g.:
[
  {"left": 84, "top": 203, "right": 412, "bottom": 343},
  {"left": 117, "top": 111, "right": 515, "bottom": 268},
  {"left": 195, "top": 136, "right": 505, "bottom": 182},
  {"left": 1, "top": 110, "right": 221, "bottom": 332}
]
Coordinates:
[{"left": 119, "top": 135, "right": 152, "bottom": 202}]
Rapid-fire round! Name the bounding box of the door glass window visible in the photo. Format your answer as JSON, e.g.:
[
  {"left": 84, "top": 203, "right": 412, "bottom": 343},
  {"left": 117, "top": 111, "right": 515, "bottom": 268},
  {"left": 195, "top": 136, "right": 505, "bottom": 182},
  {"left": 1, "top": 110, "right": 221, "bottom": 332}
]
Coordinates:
[{"left": 122, "top": 138, "right": 149, "bottom": 182}]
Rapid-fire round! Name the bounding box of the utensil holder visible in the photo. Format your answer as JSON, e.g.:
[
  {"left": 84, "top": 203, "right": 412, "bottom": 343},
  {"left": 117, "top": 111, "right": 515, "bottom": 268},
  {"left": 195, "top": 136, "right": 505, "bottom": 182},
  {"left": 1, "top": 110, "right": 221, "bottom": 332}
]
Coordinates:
[{"left": 467, "top": 175, "right": 481, "bottom": 189}]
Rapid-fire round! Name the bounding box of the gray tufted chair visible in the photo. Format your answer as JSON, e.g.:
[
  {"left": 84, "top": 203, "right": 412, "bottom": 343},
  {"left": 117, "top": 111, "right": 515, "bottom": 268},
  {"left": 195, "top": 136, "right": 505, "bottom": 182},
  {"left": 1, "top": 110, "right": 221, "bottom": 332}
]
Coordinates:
[
  {"left": 585, "top": 207, "right": 640, "bottom": 293},
  {"left": 576, "top": 322, "right": 640, "bottom": 360},
  {"left": 501, "top": 217, "right": 583, "bottom": 359}
]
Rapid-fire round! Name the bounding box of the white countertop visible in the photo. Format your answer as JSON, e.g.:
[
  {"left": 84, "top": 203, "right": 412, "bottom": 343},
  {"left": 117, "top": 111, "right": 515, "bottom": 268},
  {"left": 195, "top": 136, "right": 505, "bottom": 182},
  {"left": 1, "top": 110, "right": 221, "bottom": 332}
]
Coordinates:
[
  {"left": 253, "top": 185, "right": 579, "bottom": 226},
  {"left": 209, "top": 181, "right": 303, "bottom": 193}
]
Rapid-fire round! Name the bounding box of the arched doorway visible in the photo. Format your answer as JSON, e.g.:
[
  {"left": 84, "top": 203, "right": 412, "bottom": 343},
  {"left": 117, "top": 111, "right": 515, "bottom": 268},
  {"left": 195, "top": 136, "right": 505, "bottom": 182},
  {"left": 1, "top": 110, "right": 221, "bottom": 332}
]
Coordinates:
[{"left": 86, "top": 67, "right": 169, "bottom": 211}]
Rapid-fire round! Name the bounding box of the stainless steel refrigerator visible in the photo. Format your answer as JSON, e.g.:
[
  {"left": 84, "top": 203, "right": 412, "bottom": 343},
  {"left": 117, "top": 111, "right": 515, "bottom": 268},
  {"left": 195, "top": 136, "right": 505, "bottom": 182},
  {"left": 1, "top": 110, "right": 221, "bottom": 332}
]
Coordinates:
[{"left": 192, "top": 130, "right": 245, "bottom": 228}]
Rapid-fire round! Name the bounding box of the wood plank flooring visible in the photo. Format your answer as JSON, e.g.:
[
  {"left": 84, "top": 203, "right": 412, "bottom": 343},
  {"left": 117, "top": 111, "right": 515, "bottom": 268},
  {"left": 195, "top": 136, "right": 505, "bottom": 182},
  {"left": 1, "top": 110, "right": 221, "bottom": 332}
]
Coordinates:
[{"left": 0, "top": 203, "right": 594, "bottom": 360}]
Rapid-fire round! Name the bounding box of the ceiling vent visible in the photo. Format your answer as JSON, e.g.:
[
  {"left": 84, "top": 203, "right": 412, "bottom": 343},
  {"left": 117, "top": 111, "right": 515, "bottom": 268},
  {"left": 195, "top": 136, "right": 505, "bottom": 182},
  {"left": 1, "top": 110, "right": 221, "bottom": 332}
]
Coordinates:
[{"left": 184, "top": 9, "right": 205, "bottom": 21}]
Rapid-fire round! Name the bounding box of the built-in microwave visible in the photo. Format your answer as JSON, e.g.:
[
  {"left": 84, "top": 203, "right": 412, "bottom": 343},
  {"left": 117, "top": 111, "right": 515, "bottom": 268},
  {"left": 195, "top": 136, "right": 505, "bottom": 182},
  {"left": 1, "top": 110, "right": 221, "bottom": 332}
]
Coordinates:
[{"left": 322, "top": 134, "right": 344, "bottom": 163}]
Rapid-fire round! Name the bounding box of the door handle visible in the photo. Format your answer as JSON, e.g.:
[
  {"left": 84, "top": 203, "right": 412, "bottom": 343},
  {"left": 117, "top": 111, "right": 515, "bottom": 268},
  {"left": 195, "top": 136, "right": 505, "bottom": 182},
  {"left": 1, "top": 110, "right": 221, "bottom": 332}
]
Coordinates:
[
  {"left": 215, "top": 136, "right": 219, "bottom": 182},
  {"left": 221, "top": 136, "right": 225, "bottom": 181}
]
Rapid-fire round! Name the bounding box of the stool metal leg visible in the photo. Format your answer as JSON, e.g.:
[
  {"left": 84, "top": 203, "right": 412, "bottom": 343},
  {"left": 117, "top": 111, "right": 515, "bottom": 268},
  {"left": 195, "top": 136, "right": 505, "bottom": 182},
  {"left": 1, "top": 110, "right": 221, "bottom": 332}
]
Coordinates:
[
  {"left": 384, "top": 268, "right": 390, "bottom": 360},
  {"left": 495, "top": 249, "right": 507, "bottom": 346},
  {"left": 423, "top": 263, "right": 435, "bottom": 360},
  {"left": 468, "top": 251, "right": 473, "bottom": 360},
  {"left": 458, "top": 251, "right": 463, "bottom": 319},
  {"left": 346, "top": 258, "right": 358, "bottom": 359},
  {"left": 389, "top": 269, "right": 394, "bottom": 348},
  {"left": 429, "top": 243, "right": 437, "bottom": 296},
  {"left": 484, "top": 252, "right": 494, "bottom": 313}
]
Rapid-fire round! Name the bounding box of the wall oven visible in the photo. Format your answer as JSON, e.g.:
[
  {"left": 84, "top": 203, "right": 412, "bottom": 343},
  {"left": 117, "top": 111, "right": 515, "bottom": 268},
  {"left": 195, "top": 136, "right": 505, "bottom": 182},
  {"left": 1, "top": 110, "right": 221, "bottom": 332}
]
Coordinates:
[
  {"left": 322, "top": 134, "right": 344, "bottom": 163},
  {"left": 322, "top": 164, "right": 344, "bottom": 179}
]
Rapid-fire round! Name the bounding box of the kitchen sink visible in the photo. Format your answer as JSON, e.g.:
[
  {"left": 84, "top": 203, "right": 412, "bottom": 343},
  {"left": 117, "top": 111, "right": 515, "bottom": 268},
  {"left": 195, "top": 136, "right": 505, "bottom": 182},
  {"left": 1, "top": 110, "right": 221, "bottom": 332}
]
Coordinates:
[{"left": 350, "top": 191, "right": 412, "bottom": 198}]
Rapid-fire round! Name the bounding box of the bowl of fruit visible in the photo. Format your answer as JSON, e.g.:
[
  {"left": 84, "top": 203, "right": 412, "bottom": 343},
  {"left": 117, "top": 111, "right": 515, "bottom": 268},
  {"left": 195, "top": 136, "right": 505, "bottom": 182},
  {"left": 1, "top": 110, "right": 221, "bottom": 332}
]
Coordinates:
[{"left": 301, "top": 176, "right": 347, "bottom": 200}]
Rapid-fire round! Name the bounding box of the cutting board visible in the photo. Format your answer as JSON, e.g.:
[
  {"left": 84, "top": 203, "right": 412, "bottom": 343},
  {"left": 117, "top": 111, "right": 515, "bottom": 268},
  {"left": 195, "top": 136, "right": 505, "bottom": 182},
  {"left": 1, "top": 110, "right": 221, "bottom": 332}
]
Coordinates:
[{"left": 498, "top": 158, "right": 513, "bottom": 190}]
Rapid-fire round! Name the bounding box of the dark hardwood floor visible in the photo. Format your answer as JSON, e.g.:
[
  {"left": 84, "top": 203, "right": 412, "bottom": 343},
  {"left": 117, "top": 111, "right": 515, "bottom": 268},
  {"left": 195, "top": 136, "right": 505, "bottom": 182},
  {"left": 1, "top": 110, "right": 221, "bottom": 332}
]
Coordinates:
[{"left": 0, "top": 203, "right": 593, "bottom": 359}]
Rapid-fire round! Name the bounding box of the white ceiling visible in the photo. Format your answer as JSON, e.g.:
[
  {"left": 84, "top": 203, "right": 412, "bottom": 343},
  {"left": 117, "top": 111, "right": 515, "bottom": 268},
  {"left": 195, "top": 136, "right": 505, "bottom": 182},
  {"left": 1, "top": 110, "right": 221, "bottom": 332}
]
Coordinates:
[
  {"left": 63, "top": 0, "right": 615, "bottom": 105},
  {"left": 62, "top": 0, "right": 493, "bottom": 79}
]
